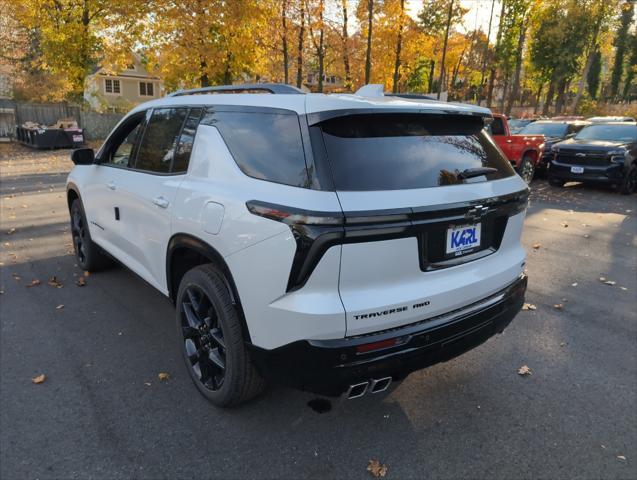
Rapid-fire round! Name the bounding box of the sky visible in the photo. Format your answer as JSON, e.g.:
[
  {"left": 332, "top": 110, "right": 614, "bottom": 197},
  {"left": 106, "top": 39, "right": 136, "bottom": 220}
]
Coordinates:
[{"left": 406, "top": 0, "right": 503, "bottom": 42}]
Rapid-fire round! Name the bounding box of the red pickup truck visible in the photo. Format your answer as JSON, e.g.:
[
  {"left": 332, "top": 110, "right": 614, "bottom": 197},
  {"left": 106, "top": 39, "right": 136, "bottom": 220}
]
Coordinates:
[{"left": 487, "top": 114, "right": 545, "bottom": 184}]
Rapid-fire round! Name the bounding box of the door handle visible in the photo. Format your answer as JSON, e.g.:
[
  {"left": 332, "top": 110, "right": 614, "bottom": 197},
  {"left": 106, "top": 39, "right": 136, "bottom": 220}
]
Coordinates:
[
  {"left": 107, "top": 181, "right": 117, "bottom": 190},
  {"left": 506, "top": 139, "right": 513, "bottom": 143},
  {"left": 152, "top": 196, "right": 170, "bottom": 209}
]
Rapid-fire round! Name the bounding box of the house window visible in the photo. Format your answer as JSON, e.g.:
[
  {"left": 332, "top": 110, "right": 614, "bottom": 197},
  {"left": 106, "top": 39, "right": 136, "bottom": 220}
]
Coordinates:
[
  {"left": 139, "top": 82, "right": 154, "bottom": 97},
  {"left": 105, "top": 79, "right": 121, "bottom": 95}
]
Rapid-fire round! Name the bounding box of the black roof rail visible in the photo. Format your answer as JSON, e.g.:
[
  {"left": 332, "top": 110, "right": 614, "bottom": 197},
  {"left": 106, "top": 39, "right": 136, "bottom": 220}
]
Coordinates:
[{"left": 168, "top": 83, "right": 305, "bottom": 97}]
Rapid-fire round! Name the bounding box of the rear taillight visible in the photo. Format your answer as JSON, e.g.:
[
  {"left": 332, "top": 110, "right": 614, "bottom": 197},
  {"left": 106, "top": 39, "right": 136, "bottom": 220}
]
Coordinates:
[{"left": 246, "top": 200, "right": 343, "bottom": 226}]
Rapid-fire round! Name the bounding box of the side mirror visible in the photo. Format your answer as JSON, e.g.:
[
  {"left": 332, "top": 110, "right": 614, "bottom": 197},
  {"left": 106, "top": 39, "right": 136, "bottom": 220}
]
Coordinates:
[
  {"left": 71, "top": 148, "right": 95, "bottom": 165},
  {"left": 566, "top": 133, "right": 576, "bottom": 139}
]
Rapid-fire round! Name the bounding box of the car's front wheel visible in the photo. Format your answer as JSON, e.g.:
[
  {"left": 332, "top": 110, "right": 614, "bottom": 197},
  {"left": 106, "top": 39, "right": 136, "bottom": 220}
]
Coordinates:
[
  {"left": 619, "top": 164, "right": 637, "bottom": 195},
  {"left": 70, "top": 198, "right": 111, "bottom": 271},
  {"left": 518, "top": 156, "right": 535, "bottom": 184},
  {"left": 176, "top": 264, "right": 266, "bottom": 407}
]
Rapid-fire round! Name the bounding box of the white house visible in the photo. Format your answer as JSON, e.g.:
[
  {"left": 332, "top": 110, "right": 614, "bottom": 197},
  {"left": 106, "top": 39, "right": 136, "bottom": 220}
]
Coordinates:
[{"left": 84, "top": 53, "right": 163, "bottom": 112}]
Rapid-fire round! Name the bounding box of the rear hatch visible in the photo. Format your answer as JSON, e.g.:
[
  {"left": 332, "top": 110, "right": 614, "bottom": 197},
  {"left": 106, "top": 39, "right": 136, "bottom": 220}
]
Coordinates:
[{"left": 310, "top": 112, "right": 529, "bottom": 336}]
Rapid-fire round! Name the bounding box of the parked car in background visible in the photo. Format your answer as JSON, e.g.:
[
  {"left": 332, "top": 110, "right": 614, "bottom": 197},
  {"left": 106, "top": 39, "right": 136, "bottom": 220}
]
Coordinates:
[
  {"left": 586, "top": 116, "right": 636, "bottom": 123},
  {"left": 65, "top": 83, "right": 530, "bottom": 406},
  {"left": 519, "top": 120, "right": 589, "bottom": 171},
  {"left": 487, "top": 113, "right": 545, "bottom": 184},
  {"left": 508, "top": 118, "right": 536, "bottom": 134},
  {"left": 548, "top": 122, "right": 637, "bottom": 194}
]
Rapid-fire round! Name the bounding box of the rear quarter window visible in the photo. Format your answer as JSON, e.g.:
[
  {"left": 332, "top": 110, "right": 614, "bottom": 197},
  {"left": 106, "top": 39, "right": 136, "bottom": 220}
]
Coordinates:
[
  {"left": 316, "top": 113, "right": 515, "bottom": 191},
  {"left": 202, "top": 109, "right": 309, "bottom": 188}
]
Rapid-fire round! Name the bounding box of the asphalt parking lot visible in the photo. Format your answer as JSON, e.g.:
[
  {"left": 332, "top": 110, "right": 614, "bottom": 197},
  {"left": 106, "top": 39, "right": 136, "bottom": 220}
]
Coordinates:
[{"left": 1, "top": 143, "right": 636, "bottom": 480}]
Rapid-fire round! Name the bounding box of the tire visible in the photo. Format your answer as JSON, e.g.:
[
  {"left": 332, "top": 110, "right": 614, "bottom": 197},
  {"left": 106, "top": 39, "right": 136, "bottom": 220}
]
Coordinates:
[
  {"left": 176, "top": 264, "right": 266, "bottom": 407},
  {"left": 70, "top": 198, "right": 112, "bottom": 272},
  {"left": 548, "top": 176, "right": 565, "bottom": 188},
  {"left": 619, "top": 165, "right": 637, "bottom": 195},
  {"left": 518, "top": 156, "right": 535, "bottom": 184}
]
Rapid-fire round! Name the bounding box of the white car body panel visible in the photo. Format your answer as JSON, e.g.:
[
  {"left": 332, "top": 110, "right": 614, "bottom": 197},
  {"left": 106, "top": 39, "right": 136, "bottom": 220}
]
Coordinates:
[
  {"left": 67, "top": 90, "right": 527, "bottom": 351},
  {"left": 339, "top": 213, "right": 526, "bottom": 336}
]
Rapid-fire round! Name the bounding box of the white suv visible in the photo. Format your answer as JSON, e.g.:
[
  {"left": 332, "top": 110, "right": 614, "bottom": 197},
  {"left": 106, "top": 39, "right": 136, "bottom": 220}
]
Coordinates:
[{"left": 66, "top": 84, "right": 529, "bottom": 407}]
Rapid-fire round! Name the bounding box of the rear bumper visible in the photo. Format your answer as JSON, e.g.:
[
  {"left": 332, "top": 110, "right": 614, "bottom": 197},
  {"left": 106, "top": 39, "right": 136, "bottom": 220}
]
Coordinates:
[
  {"left": 249, "top": 274, "right": 527, "bottom": 396},
  {"left": 549, "top": 161, "right": 624, "bottom": 184}
]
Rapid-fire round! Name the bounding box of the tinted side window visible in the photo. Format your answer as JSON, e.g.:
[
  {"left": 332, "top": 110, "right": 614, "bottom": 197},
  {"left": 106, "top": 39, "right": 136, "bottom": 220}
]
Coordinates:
[
  {"left": 101, "top": 114, "right": 146, "bottom": 167},
  {"left": 202, "top": 110, "right": 309, "bottom": 187},
  {"left": 135, "top": 108, "right": 188, "bottom": 173},
  {"left": 173, "top": 108, "right": 202, "bottom": 173},
  {"left": 489, "top": 118, "right": 506, "bottom": 135}
]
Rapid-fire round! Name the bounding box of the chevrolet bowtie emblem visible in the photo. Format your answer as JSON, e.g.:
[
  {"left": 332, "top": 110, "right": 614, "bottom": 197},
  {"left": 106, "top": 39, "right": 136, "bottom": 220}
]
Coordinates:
[{"left": 465, "top": 205, "right": 489, "bottom": 222}]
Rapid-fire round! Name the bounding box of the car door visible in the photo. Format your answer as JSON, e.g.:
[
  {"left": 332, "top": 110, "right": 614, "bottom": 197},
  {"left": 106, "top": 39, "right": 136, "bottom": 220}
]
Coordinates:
[
  {"left": 112, "top": 107, "right": 201, "bottom": 293},
  {"left": 81, "top": 112, "right": 147, "bottom": 254}
]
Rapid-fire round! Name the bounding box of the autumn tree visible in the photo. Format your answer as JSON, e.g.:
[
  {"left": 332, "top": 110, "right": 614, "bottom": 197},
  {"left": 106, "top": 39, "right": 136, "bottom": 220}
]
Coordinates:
[
  {"left": 3, "top": 0, "right": 148, "bottom": 100},
  {"left": 339, "top": 0, "right": 352, "bottom": 90},
  {"left": 418, "top": 0, "right": 467, "bottom": 96},
  {"left": 610, "top": 2, "right": 634, "bottom": 99},
  {"left": 306, "top": 0, "right": 327, "bottom": 92},
  {"left": 528, "top": 0, "right": 590, "bottom": 114},
  {"left": 570, "top": 1, "right": 617, "bottom": 112}
]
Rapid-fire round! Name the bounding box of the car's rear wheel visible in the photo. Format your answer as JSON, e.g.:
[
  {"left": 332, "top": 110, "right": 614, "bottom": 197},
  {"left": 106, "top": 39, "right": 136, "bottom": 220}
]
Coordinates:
[
  {"left": 548, "top": 176, "right": 565, "bottom": 188},
  {"left": 176, "top": 264, "right": 266, "bottom": 407},
  {"left": 619, "top": 165, "right": 637, "bottom": 195},
  {"left": 70, "top": 198, "right": 111, "bottom": 271},
  {"left": 518, "top": 156, "right": 535, "bottom": 184}
]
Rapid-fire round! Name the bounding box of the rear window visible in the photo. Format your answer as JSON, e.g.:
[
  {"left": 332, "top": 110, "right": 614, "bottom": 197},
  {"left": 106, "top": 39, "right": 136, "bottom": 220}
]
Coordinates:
[{"left": 317, "top": 114, "right": 515, "bottom": 191}]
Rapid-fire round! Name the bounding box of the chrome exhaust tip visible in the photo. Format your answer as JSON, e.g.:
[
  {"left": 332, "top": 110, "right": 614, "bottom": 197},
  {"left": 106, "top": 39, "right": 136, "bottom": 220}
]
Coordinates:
[
  {"left": 346, "top": 381, "right": 369, "bottom": 399},
  {"left": 369, "top": 377, "right": 392, "bottom": 393}
]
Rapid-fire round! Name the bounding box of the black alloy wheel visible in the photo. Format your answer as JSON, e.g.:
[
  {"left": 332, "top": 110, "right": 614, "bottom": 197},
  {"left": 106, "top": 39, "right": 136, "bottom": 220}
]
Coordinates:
[
  {"left": 180, "top": 285, "right": 227, "bottom": 391},
  {"left": 619, "top": 165, "right": 637, "bottom": 195},
  {"left": 71, "top": 202, "right": 88, "bottom": 266},
  {"left": 69, "top": 198, "right": 110, "bottom": 271},
  {"left": 175, "top": 264, "right": 266, "bottom": 407}
]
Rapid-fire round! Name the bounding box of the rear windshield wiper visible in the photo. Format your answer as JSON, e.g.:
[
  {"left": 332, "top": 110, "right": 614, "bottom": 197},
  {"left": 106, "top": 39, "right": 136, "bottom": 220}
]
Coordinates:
[{"left": 458, "top": 167, "right": 498, "bottom": 180}]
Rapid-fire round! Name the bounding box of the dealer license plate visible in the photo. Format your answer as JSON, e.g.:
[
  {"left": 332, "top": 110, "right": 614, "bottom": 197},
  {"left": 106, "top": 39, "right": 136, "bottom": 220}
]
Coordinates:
[
  {"left": 570, "top": 166, "right": 584, "bottom": 174},
  {"left": 446, "top": 223, "right": 481, "bottom": 256}
]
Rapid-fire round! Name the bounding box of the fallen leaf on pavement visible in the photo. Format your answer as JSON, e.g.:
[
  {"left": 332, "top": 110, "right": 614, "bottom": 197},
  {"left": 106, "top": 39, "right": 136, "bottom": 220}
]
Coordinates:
[
  {"left": 158, "top": 372, "right": 170, "bottom": 381},
  {"left": 617, "top": 455, "right": 626, "bottom": 461},
  {"left": 56, "top": 304, "right": 64, "bottom": 310},
  {"left": 532, "top": 243, "right": 541, "bottom": 249},
  {"left": 554, "top": 303, "right": 564, "bottom": 310},
  {"left": 561, "top": 222, "right": 568, "bottom": 228},
  {"left": 522, "top": 303, "right": 537, "bottom": 311},
  {"left": 26, "top": 279, "right": 41, "bottom": 288},
  {"left": 6, "top": 228, "right": 15, "bottom": 235},
  {"left": 48, "top": 276, "right": 63, "bottom": 288},
  {"left": 604, "top": 280, "right": 616, "bottom": 286},
  {"left": 11, "top": 273, "right": 21, "bottom": 281},
  {"left": 367, "top": 459, "right": 388, "bottom": 478},
  {"left": 518, "top": 365, "right": 532, "bottom": 376},
  {"left": 76, "top": 277, "right": 86, "bottom": 287},
  {"left": 32, "top": 374, "right": 46, "bottom": 384}
]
